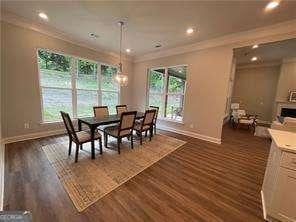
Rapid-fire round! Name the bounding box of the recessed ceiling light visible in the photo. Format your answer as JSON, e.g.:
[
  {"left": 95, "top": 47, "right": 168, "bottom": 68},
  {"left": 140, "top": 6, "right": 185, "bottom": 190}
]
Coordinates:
[
  {"left": 126, "top": 49, "right": 131, "bottom": 53},
  {"left": 186, "top": 28, "right": 194, "bottom": 35},
  {"left": 265, "top": 1, "right": 280, "bottom": 11},
  {"left": 38, "top": 12, "right": 48, "bottom": 20},
  {"left": 89, "top": 33, "right": 99, "bottom": 38},
  {"left": 251, "top": 56, "right": 258, "bottom": 62},
  {"left": 252, "top": 44, "right": 259, "bottom": 49}
]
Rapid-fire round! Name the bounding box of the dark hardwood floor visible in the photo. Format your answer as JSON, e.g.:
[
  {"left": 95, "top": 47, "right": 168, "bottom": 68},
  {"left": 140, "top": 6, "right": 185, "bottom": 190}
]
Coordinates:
[{"left": 4, "top": 125, "right": 270, "bottom": 222}]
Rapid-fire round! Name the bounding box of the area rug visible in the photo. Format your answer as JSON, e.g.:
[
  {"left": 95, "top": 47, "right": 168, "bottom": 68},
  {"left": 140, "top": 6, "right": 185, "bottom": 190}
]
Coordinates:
[{"left": 42, "top": 134, "right": 186, "bottom": 212}]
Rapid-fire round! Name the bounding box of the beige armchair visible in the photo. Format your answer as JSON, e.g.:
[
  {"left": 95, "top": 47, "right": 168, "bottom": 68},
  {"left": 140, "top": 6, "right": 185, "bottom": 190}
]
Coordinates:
[{"left": 271, "top": 117, "right": 296, "bottom": 133}]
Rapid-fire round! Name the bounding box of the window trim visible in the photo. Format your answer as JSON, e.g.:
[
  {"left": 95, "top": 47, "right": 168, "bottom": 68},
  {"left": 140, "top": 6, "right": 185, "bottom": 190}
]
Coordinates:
[
  {"left": 37, "top": 48, "right": 120, "bottom": 123},
  {"left": 146, "top": 64, "right": 188, "bottom": 122}
]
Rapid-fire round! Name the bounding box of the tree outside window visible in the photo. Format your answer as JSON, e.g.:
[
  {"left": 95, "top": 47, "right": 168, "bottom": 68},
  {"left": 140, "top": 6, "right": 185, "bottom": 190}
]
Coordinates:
[
  {"left": 147, "top": 66, "right": 187, "bottom": 122},
  {"left": 38, "top": 49, "right": 119, "bottom": 122}
]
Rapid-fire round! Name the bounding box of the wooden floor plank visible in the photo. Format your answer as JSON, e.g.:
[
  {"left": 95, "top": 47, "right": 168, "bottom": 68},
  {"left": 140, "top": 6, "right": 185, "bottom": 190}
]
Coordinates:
[{"left": 4, "top": 126, "right": 269, "bottom": 221}]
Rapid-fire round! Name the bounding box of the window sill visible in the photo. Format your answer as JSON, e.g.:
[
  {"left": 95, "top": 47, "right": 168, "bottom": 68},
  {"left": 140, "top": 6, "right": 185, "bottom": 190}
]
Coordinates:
[
  {"left": 158, "top": 117, "right": 184, "bottom": 124},
  {"left": 40, "top": 120, "right": 64, "bottom": 125}
]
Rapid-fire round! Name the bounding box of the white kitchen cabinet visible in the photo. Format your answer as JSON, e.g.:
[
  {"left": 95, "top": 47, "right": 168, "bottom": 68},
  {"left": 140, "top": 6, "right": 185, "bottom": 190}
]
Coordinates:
[
  {"left": 271, "top": 168, "right": 296, "bottom": 222},
  {"left": 261, "top": 129, "right": 296, "bottom": 222}
]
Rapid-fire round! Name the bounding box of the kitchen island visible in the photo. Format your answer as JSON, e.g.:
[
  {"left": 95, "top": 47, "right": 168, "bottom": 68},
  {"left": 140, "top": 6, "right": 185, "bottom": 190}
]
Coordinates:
[{"left": 261, "top": 129, "right": 296, "bottom": 222}]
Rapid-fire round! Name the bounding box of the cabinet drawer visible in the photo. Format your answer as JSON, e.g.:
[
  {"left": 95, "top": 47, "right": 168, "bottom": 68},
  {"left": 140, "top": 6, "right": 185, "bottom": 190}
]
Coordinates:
[{"left": 281, "top": 152, "right": 296, "bottom": 171}]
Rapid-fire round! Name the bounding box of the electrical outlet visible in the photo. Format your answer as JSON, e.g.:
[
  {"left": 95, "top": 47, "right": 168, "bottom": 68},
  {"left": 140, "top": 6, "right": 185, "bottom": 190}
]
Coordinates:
[{"left": 24, "top": 123, "right": 30, "bottom": 129}]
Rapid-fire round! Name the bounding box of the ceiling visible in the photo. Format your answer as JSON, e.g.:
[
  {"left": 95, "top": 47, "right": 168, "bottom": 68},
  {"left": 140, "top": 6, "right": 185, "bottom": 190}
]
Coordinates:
[
  {"left": 2, "top": 1, "right": 296, "bottom": 57},
  {"left": 234, "top": 38, "right": 296, "bottom": 65}
]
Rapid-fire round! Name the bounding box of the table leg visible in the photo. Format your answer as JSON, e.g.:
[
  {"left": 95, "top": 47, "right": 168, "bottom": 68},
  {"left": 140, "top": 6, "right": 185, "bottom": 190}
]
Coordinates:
[
  {"left": 78, "top": 119, "right": 82, "bottom": 131},
  {"left": 91, "top": 126, "right": 95, "bottom": 159}
]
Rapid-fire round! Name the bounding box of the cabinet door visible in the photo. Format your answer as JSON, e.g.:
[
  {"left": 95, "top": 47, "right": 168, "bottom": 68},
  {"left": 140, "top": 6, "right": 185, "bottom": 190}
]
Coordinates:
[
  {"left": 271, "top": 167, "right": 296, "bottom": 222},
  {"left": 262, "top": 142, "right": 281, "bottom": 211}
]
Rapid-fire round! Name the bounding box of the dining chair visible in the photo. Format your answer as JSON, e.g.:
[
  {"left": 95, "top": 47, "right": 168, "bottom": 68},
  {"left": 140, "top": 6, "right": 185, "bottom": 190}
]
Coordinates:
[
  {"left": 134, "top": 109, "right": 156, "bottom": 145},
  {"left": 93, "top": 106, "right": 109, "bottom": 118},
  {"left": 93, "top": 106, "right": 111, "bottom": 132},
  {"left": 60, "top": 111, "right": 102, "bottom": 162},
  {"left": 116, "top": 105, "right": 128, "bottom": 115},
  {"left": 149, "top": 106, "right": 159, "bottom": 135},
  {"left": 104, "top": 111, "right": 137, "bottom": 154}
]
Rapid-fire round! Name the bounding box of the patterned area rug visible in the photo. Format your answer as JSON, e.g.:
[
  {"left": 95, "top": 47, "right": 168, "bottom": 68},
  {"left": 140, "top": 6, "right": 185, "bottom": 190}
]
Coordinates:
[{"left": 42, "top": 134, "right": 186, "bottom": 212}]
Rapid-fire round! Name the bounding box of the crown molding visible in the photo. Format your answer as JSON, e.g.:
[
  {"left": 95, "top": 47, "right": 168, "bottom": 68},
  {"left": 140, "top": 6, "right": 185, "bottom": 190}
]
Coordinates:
[
  {"left": 236, "top": 60, "right": 282, "bottom": 70},
  {"left": 282, "top": 57, "right": 296, "bottom": 64},
  {"left": 0, "top": 11, "right": 133, "bottom": 62},
  {"left": 1, "top": 10, "right": 295, "bottom": 64},
  {"left": 134, "top": 19, "right": 296, "bottom": 63}
]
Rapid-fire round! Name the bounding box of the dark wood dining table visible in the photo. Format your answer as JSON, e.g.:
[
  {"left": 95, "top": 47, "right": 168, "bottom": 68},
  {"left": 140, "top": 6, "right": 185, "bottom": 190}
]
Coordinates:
[{"left": 78, "top": 112, "right": 145, "bottom": 159}]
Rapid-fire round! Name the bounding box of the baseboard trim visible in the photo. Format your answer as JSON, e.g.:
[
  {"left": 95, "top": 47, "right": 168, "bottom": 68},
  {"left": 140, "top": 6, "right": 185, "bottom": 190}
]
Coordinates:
[
  {"left": 3, "top": 125, "right": 222, "bottom": 145},
  {"left": 261, "top": 190, "right": 267, "bottom": 221},
  {"left": 158, "top": 125, "right": 221, "bottom": 144},
  {"left": 0, "top": 141, "right": 5, "bottom": 210},
  {"left": 3, "top": 129, "right": 66, "bottom": 144}
]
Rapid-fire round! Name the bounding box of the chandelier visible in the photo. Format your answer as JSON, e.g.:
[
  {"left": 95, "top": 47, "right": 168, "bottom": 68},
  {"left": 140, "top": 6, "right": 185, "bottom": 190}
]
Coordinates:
[{"left": 115, "top": 21, "right": 128, "bottom": 86}]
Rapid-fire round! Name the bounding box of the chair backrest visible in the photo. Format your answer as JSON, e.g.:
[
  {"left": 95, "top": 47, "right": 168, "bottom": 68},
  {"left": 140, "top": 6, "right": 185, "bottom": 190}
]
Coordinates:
[
  {"left": 149, "top": 106, "right": 159, "bottom": 123},
  {"left": 116, "top": 105, "right": 128, "bottom": 115},
  {"left": 60, "top": 111, "right": 78, "bottom": 142},
  {"left": 118, "top": 111, "right": 137, "bottom": 136},
  {"left": 143, "top": 109, "right": 156, "bottom": 128},
  {"left": 93, "top": 106, "right": 109, "bottom": 118}
]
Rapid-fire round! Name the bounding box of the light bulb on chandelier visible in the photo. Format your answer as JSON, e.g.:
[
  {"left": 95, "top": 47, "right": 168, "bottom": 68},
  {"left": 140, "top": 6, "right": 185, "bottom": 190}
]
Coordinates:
[{"left": 115, "top": 21, "right": 128, "bottom": 86}]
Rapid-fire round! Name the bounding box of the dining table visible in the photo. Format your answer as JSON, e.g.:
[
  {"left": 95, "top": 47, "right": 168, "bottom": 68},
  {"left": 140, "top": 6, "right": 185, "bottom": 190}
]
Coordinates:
[{"left": 78, "top": 112, "right": 145, "bottom": 159}]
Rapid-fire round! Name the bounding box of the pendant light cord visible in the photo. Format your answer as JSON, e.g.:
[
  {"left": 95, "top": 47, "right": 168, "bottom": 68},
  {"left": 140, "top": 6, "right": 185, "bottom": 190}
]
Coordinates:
[{"left": 119, "top": 21, "right": 123, "bottom": 72}]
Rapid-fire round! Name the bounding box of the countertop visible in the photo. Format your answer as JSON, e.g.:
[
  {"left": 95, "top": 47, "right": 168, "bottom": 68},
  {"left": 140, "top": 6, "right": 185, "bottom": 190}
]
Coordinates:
[{"left": 268, "top": 129, "right": 296, "bottom": 153}]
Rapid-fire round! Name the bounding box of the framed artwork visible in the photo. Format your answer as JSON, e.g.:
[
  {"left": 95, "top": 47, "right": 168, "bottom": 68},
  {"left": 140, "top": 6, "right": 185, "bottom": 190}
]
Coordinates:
[{"left": 289, "top": 90, "right": 296, "bottom": 102}]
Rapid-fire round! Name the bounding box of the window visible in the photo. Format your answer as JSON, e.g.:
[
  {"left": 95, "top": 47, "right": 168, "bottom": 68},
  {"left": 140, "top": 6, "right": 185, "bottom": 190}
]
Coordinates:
[
  {"left": 101, "top": 65, "right": 120, "bottom": 114},
  {"left": 38, "top": 49, "right": 120, "bottom": 122},
  {"left": 147, "top": 66, "right": 187, "bottom": 122}
]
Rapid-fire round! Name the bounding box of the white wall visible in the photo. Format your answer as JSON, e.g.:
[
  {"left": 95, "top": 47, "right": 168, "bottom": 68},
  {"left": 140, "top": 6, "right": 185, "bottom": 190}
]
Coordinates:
[
  {"left": 0, "top": 20, "right": 3, "bottom": 209},
  {"left": 1, "top": 21, "right": 133, "bottom": 139},
  {"left": 132, "top": 46, "right": 233, "bottom": 143},
  {"left": 232, "top": 65, "right": 280, "bottom": 122},
  {"left": 276, "top": 57, "right": 296, "bottom": 102}
]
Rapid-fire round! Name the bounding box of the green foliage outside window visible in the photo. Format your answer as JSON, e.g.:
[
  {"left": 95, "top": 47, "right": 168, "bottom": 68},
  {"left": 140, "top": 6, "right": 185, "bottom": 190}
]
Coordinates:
[
  {"left": 149, "top": 70, "right": 164, "bottom": 93},
  {"left": 38, "top": 49, "right": 119, "bottom": 121},
  {"left": 38, "top": 50, "right": 70, "bottom": 72}
]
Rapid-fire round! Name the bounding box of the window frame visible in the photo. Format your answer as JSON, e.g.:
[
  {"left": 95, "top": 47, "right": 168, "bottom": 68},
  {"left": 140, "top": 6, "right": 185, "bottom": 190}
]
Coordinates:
[
  {"left": 146, "top": 64, "right": 187, "bottom": 123},
  {"left": 37, "top": 48, "right": 120, "bottom": 123}
]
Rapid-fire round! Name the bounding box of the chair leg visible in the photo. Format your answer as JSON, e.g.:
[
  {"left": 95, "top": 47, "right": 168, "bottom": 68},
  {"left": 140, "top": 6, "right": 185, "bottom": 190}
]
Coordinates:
[
  {"left": 145, "top": 131, "right": 147, "bottom": 137},
  {"left": 131, "top": 134, "right": 134, "bottom": 149},
  {"left": 154, "top": 124, "right": 156, "bottom": 135},
  {"left": 140, "top": 133, "right": 143, "bottom": 145},
  {"left": 104, "top": 133, "right": 108, "bottom": 148},
  {"left": 149, "top": 128, "right": 153, "bottom": 141},
  {"left": 75, "top": 144, "right": 79, "bottom": 163},
  {"left": 150, "top": 126, "right": 154, "bottom": 137},
  {"left": 80, "top": 144, "right": 83, "bottom": 150},
  {"left": 99, "top": 138, "right": 103, "bottom": 154},
  {"left": 117, "top": 138, "right": 121, "bottom": 154},
  {"left": 68, "top": 139, "right": 72, "bottom": 156}
]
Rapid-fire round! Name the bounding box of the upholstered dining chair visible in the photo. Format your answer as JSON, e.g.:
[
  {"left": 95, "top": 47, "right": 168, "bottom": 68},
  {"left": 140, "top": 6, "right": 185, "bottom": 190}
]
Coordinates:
[
  {"left": 60, "top": 111, "right": 102, "bottom": 162},
  {"left": 93, "top": 106, "right": 111, "bottom": 132},
  {"left": 116, "top": 105, "right": 127, "bottom": 115},
  {"left": 149, "top": 106, "right": 159, "bottom": 135},
  {"left": 93, "top": 106, "right": 109, "bottom": 118},
  {"left": 104, "top": 111, "right": 137, "bottom": 154},
  {"left": 134, "top": 109, "right": 156, "bottom": 145}
]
